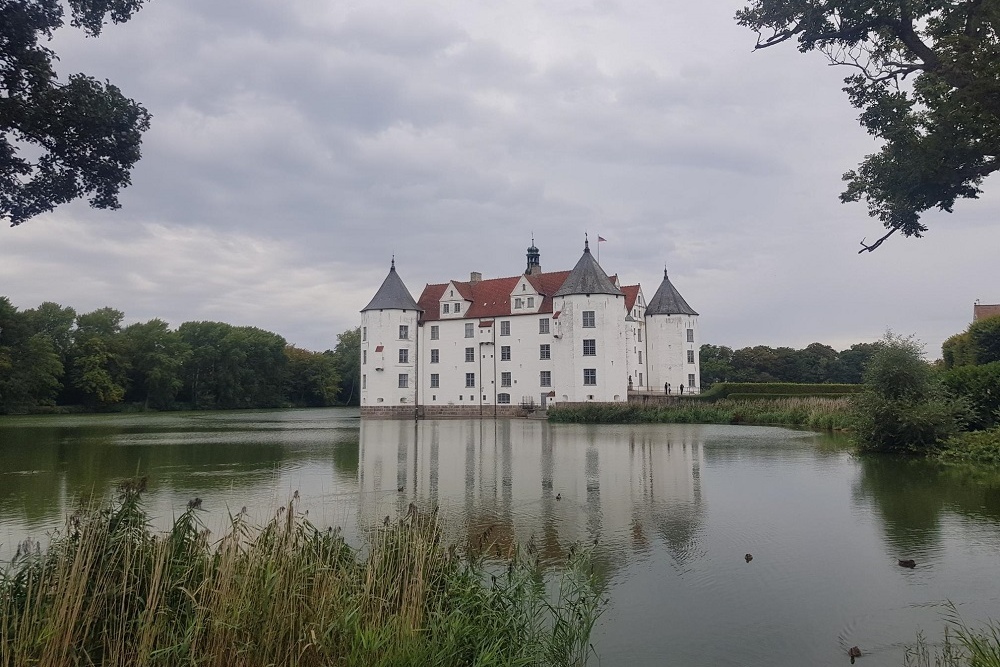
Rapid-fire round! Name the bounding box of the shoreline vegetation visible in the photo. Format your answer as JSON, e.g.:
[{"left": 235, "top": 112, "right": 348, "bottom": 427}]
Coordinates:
[
  {"left": 548, "top": 396, "right": 854, "bottom": 430},
  {"left": 0, "top": 480, "right": 604, "bottom": 667}
]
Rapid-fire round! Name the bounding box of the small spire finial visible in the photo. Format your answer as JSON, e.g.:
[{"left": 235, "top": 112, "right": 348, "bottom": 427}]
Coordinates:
[
  {"left": 584, "top": 233, "right": 590, "bottom": 253},
  {"left": 391, "top": 255, "right": 396, "bottom": 270},
  {"left": 664, "top": 264, "right": 668, "bottom": 279}
]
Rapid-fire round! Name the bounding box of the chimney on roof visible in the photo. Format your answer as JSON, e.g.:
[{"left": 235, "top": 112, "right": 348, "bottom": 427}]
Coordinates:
[{"left": 470, "top": 271, "right": 482, "bottom": 284}]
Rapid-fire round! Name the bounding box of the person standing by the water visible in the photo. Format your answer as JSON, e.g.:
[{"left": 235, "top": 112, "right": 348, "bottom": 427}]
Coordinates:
[{"left": 664, "top": 382, "right": 670, "bottom": 395}]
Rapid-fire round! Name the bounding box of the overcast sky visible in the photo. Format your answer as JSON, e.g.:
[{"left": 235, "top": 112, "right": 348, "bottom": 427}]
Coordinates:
[{"left": 2, "top": 0, "right": 997, "bottom": 358}]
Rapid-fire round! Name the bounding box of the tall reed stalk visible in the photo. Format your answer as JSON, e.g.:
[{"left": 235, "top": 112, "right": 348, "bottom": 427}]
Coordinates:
[
  {"left": 548, "top": 397, "right": 852, "bottom": 430},
  {"left": 1, "top": 480, "right": 604, "bottom": 667}
]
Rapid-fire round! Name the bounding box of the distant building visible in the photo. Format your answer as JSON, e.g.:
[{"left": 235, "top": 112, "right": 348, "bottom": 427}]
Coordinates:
[
  {"left": 360, "top": 240, "right": 700, "bottom": 418},
  {"left": 973, "top": 302, "right": 1000, "bottom": 322}
]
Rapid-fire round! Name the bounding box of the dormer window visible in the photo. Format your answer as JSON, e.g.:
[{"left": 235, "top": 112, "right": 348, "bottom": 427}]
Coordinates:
[
  {"left": 514, "top": 298, "right": 523, "bottom": 309},
  {"left": 454, "top": 303, "right": 461, "bottom": 313},
  {"left": 527, "top": 297, "right": 534, "bottom": 308},
  {"left": 443, "top": 303, "right": 450, "bottom": 314},
  {"left": 522, "top": 284, "right": 526, "bottom": 292}
]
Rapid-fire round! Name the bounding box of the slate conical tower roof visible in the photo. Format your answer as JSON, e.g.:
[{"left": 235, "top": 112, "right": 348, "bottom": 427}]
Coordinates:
[
  {"left": 361, "top": 259, "right": 421, "bottom": 312},
  {"left": 554, "top": 238, "right": 623, "bottom": 297},
  {"left": 646, "top": 268, "right": 698, "bottom": 316}
]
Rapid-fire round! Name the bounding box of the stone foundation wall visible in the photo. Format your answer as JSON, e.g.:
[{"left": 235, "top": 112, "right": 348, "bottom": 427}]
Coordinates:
[
  {"left": 361, "top": 404, "right": 528, "bottom": 419},
  {"left": 360, "top": 405, "right": 420, "bottom": 419}
]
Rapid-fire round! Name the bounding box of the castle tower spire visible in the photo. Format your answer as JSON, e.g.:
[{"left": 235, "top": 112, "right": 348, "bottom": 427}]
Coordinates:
[{"left": 526, "top": 236, "right": 541, "bottom": 275}]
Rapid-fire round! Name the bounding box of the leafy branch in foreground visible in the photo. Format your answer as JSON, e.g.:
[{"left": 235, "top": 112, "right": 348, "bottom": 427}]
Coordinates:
[
  {"left": 1, "top": 0, "right": 151, "bottom": 226},
  {"left": 736, "top": 1, "right": 1000, "bottom": 252}
]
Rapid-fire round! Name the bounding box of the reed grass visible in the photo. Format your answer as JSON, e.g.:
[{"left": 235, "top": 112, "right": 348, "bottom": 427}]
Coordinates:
[
  {"left": 0, "top": 479, "right": 604, "bottom": 667},
  {"left": 548, "top": 397, "right": 853, "bottom": 430}
]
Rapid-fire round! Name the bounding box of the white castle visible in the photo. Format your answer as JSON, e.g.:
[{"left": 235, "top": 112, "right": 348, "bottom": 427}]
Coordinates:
[{"left": 360, "top": 240, "right": 700, "bottom": 418}]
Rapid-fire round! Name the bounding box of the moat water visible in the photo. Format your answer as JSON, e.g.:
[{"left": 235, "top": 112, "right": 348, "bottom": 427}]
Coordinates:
[{"left": 2, "top": 408, "right": 1000, "bottom": 667}]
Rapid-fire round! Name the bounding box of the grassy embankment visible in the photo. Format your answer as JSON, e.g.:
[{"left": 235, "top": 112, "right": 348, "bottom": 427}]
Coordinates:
[
  {"left": 0, "top": 479, "right": 603, "bottom": 667},
  {"left": 549, "top": 384, "right": 859, "bottom": 430}
]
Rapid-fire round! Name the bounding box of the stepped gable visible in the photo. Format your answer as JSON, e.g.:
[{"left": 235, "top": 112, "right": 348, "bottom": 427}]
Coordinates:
[
  {"left": 417, "top": 270, "right": 572, "bottom": 322},
  {"left": 361, "top": 260, "right": 421, "bottom": 312},
  {"left": 646, "top": 269, "right": 698, "bottom": 316},
  {"left": 553, "top": 241, "right": 623, "bottom": 297}
]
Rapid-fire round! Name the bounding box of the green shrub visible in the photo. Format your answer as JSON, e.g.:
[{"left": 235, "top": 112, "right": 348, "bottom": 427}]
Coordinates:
[
  {"left": 940, "top": 362, "right": 1000, "bottom": 430},
  {"left": 851, "top": 333, "right": 969, "bottom": 454},
  {"left": 936, "top": 428, "right": 1000, "bottom": 465}
]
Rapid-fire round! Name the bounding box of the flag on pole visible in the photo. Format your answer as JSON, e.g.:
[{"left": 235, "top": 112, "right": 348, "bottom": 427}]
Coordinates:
[{"left": 598, "top": 235, "right": 607, "bottom": 242}]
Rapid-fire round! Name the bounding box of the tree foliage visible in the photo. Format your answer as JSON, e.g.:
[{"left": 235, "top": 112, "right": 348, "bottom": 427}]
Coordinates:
[
  {"left": 1, "top": 0, "right": 151, "bottom": 226},
  {"left": 699, "top": 340, "right": 877, "bottom": 388},
  {"left": 0, "top": 295, "right": 361, "bottom": 414},
  {"left": 736, "top": 1, "right": 1000, "bottom": 252},
  {"left": 851, "top": 332, "right": 968, "bottom": 453},
  {"left": 330, "top": 327, "right": 361, "bottom": 406},
  {"left": 942, "top": 314, "right": 1000, "bottom": 368}
]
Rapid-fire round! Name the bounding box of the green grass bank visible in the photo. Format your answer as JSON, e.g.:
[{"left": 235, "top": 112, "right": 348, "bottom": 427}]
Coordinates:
[
  {"left": 0, "top": 480, "right": 603, "bottom": 667},
  {"left": 548, "top": 396, "right": 853, "bottom": 430}
]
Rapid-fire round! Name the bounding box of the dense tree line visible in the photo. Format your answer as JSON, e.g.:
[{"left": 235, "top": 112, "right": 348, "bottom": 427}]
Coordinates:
[
  {"left": 699, "top": 341, "right": 879, "bottom": 389},
  {"left": 0, "top": 297, "right": 360, "bottom": 414},
  {"left": 940, "top": 315, "right": 1000, "bottom": 431}
]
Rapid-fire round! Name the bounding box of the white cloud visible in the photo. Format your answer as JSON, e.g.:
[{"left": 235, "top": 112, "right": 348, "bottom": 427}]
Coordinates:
[{"left": 3, "top": 0, "right": 996, "bottom": 359}]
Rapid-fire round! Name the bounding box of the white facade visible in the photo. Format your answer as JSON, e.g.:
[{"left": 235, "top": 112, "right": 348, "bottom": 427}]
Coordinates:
[
  {"left": 360, "top": 307, "right": 419, "bottom": 407},
  {"left": 360, "top": 244, "right": 701, "bottom": 412}
]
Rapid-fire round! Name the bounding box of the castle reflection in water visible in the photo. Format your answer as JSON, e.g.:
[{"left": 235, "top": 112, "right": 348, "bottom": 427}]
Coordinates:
[{"left": 357, "top": 419, "right": 706, "bottom": 569}]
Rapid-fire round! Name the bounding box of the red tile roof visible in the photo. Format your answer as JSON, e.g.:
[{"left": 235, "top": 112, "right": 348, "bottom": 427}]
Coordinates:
[
  {"left": 621, "top": 284, "right": 641, "bottom": 312},
  {"left": 418, "top": 271, "right": 571, "bottom": 322}
]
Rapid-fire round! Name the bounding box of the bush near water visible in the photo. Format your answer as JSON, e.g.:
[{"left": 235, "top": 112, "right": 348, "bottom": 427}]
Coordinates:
[{"left": 0, "top": 481, "right": 604, "bottom": 667}]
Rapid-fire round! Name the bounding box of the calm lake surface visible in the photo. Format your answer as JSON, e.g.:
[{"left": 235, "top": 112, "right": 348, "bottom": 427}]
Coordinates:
[{"left": 2, "top": 408, "right": 1000, "bottom": 667}]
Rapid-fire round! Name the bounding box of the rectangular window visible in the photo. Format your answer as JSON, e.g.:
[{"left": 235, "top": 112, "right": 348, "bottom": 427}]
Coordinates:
[
  {"left": 583, "top": 339, "right": 596, "bottom": 356},
  {"left": 539, "top": 318, "right": 550, "bottom": 334},
  {"left": 539, "top": 344, "right": 550, "bottom": 360},
  {"left": 687, "top": 350, "right": 695, "bottom": 363},
  {"left": 443, "top": 303, "right": 450, "bottom": 314},
  {"left": 430, "top": 349, "right": 439, "bottom": 363},
  {"left": 465, "top": 323, "right": 474, "bottom": 338},
  {"left": 362, "top": 350, "right": 367, "bottom": 364},
  {"left": 465, "top": 347, "right": 475, "bottom": 362},
  {"left": 398, "top": 374, "right": 408, "bottom": 388},
  {"left": 686, "top": 328, "right": 694, "bottom": 343},
  {"left": 688, "top": 373, "right": 696, "bottom": 388},
  {"left": 399, "top": 325, "right": 408, "bottom": 339},
  {"left": 583, "top": 369, "right": 597, "bottom": 385},
  {"left": 398, "top": 348, "right": 408, "bottom": 364},
  {"left": 498, "top": 393, "right": 510, "bottom": 404},
  {"left": 582, "top": 311, "right": 595, "bottom": 328},
  {"left": 638, "top": 372, "right": 643, "bottom": 386},
  {"left": 501, "top": 372, "right": 511, "bottom": 387},
  {"left": 500, "top": 321, "right": 510, "bottom": 336},
  {"left": 514, "top": 297, "right": 523, "bottom": 309},
  {"left": 465, "top": 372, "right": 475, "bottom": 388},
  {"left": 501, "top": 345, "right": 511, "bottom": 361},
  {"left": 540, "top": 371, "right": 551, "bottom": 387},
  {"left": 430, "top": 374, "right": 439, "bottom": 388},
  {"left": 362, "top": 327, "right": 367, "bottom": 341},
  {"left": 638, "top": 350, "right": 643, "bottom": 364},
  {"left": 455, "top": 302, "right": 461, "bottom": 313},
  {"left": 430, "top": 325, "right": 439, "bottom": 340},
  {"left": 362, "top": 374, "right": 366, "bottom": 389},
  {"left": 638, "top": 329, "right": 642, "bottom": 342},
  {"left": 527, "top": 296, "right": 534, "bottom": 308}
]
